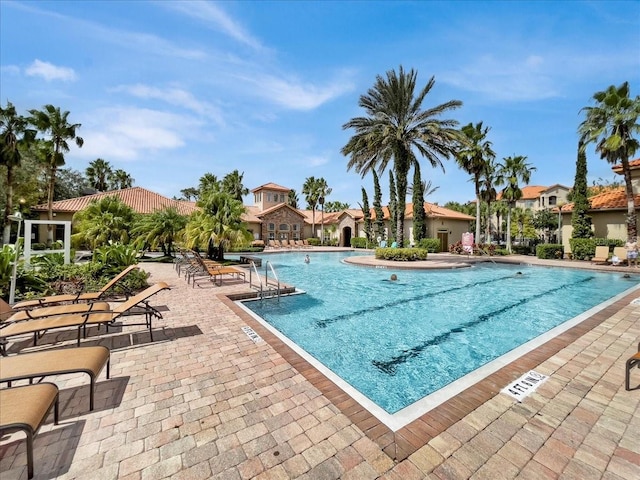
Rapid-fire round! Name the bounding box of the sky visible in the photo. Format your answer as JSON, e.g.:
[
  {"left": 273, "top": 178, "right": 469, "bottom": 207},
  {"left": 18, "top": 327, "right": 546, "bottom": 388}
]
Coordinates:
[{"left": 2, "top": 0, "right": 639, "bottom": 209}]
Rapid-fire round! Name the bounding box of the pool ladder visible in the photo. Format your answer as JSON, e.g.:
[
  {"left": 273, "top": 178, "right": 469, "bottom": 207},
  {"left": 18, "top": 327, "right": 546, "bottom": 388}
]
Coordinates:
[{"left": 248, "top": 260, "right": 281, "bottom": 301}]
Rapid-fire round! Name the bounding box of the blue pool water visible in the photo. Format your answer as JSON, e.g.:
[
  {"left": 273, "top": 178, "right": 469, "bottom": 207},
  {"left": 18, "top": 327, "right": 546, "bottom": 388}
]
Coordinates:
[{"left": 241, "top": 251, "right": 637, "bottom": 414}]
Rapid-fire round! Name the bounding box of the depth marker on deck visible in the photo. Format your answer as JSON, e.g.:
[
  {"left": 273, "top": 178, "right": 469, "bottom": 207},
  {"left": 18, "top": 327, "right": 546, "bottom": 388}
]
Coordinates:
[
  {"left": 242, "top": 326, "right": 263, "bottom": 343},
  {"left": 501, "top": 370, "right": 548, "bottom": 402}
]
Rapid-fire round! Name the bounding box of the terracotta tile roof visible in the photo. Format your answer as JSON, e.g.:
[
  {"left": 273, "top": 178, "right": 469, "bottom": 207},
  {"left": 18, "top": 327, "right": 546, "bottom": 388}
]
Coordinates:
[
  {"left": 242, "top": 206, "right": 263, "bottom": 223},
  {"left": 369, "top": 203, "right": 474, "bottom": 221},
  {"left": 496, "top": 185, "right": 547, "bottom": 201},
  {"left": 560, "top": 187, "right": 640, "bottom": 212},
  {"left": 32, "top": 187, "right": 199, "bottom": 216},
  {"left": 250, "top": 182, "right": 291, "bottom": 193},
  {"left": 612, "top": 157, "right": 640, "bottom": 173},
  {"left": 256, "top": 203, "right": 306, "bottom": 219}
]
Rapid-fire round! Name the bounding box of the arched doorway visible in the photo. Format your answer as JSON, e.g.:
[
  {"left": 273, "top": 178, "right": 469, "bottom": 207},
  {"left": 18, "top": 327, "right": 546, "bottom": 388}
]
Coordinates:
[{"left": 342, "top": 226, "right": 352, "bottom": 247}]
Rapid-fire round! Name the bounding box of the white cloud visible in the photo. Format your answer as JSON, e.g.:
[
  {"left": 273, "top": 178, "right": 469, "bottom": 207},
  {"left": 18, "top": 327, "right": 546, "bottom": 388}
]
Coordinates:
[
  {"left": 111, "top": 84, "right": 225, "bottom": 125},
  {"left": 302, "top": 155, "right": 330, "bottom": 167},
  {"left": 163, "top": 0, "right": 264, "bottom": 51},
  {"left": 25, "top": 59, "right": 76, "bottom": 82},
  {"left": 241, "top": 73, "right": 355, "bottom": 110},
  {"left": 76, "top": 107, "right": 201, "bottom": 161}
]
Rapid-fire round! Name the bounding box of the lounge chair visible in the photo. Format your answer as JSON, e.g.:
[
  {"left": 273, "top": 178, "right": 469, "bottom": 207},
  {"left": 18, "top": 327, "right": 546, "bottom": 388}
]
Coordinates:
[
  {"left": 613, "top": 246, "right": 628, "bottom": 266},
  {"left": 12, "top": 265, "right": 139, "bottom": 310},
  {"left": 625, "top": 342, "right": 640, "bottom": 391},
  {"left": 0, "top": 346, "right": 110, "bottom": 411},
  {"left": 0, "top": 282, "right": 170, "bottom": 354},
  {"left": 0, "top": 383, "right": 59, "bottom": 479},
  {"left": 591, "top": 246, "right": 610, "bottom": 265},
  {"left": 5, "top": 300, "right": 111, "bottom": 323},
  {"left": 190, "top": 253, "right": 245, "bottom": 287}
]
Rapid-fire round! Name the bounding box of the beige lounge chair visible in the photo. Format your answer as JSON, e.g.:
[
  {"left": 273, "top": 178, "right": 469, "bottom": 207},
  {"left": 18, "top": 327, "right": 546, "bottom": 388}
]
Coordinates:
[
  {"left": 613, "top": 246, "right": 628, "bottom": 265},
  {"left": 190, "top": 254, "right": 245, "bottom": 287},
  {"left": 12, "top": 265, "right": 139, "bottom": 310},
  {"left": 0, "top": 346, "right": 110, "bottom": 411},
  {"left": 0, "top": 282, "right": 170, "bottom": 353},
  {"left": 5, "top": 300, "right": 111, "bottom": 323},
  {"left": 626, "top": 342, "right": 640, "bottom": 390},
  {"left": 0, "top": 383, "right": 59, "bottom": 479},
  {"left": 591, "top": 246, "right": 610, "bottom": 264}
]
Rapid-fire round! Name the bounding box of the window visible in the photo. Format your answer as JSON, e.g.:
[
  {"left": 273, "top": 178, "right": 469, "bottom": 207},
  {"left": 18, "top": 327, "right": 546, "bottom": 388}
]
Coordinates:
[
  {"left": 268, "top": 223, "right": 275, "bottom": 231},
  {"left": 266, "top": 193, "right": 273, "bottom": 202},
  {"left": 548, "top": 196, "right": 557, "bottom": 206},
  {"left": 292, "top": 224, "right": 300, "bottom": 231},
  {"left": 279, "top": 224, "right": 290, "bottom": 231},
  {"left": 279, "top": 194, "right": 285, "bottom": 202},
  {"left": 254, "top": 192, "right": 261, "bottom": 202},
  {"left": 293, "top": 232, "right": 300, "bottom": 240},
  {"left": 268, "top": 232, "right": 275, "bottom": 241}
]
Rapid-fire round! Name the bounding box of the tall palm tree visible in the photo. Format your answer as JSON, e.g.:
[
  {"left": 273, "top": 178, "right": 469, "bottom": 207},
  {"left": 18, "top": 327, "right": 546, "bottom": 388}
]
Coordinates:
[
  {"left": 479, "top": 159, "right": 500, "bottom": 243},
  {"left": 579, "top": 81, "right": 640, "bottom": 240},
  {"left": 71, "top": 196, "right": 136, "bottom": 249},
  {"left": 86, "top": 158, "right": 113, "bottom": 191},
  {"left": 302, "top": 176, "right": 320, "bottom": 237},
  {"left": 132, "top": 207, "right": 187, "bottom": 256},
  {"left": 28, "top": 105, "right": 84, "bottom": 244},
  {"left": 455, "top": 122, "right": 496, "bottom": 246},
  {"left": 342, "top": 66, "right": 463, "bottom": 247},
  {"left": 110, "top": 169, "right": 134, "bottom": 190},
  {"left": 287, "top": 189, "right": 299, "bottom": 209},
  {"left": 497, "top": 155, "right": 536, "bottom": 252},
  {"left": 222, "top": 170, "right": 249, "bottom": 202},
  {"left": 198, "top": 173, "right": 220, "bottom": 196},
  {"left": 1, "top": 101, "right": 35, "bottom": 244}
]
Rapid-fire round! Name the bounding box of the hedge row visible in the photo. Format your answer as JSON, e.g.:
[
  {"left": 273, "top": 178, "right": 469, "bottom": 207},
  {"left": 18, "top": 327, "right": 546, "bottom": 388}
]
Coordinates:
[{"left": 375, "top": 247, "right": 428, "bottom": 261}]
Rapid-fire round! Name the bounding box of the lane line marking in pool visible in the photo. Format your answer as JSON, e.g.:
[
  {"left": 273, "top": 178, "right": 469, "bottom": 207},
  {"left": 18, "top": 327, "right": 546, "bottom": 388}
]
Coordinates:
[
  {"left": 501, "top": 370, "right": 548, "bottom": 401},
  {"left": 237, "top": 279, "right": 640, "bottom": 432},
  {"left": 241, "top": 326, "right": 263, "bottom": 343}
]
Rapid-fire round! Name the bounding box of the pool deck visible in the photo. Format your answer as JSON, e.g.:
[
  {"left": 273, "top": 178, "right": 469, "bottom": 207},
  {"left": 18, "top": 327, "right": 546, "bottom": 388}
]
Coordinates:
[{"left": 1, "top": 251, "right": 639, "bottom": 479}]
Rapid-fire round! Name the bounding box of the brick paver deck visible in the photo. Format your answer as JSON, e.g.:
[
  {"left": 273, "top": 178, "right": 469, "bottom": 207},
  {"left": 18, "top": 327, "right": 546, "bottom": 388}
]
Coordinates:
[{"left": 1, "top": 253, "right": 639, "bottom": 479}]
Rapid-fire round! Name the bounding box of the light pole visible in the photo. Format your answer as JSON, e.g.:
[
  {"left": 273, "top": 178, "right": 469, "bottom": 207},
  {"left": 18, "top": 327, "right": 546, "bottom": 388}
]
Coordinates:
[{"left": 8, "top": 211, "right": 23, "bottom": 305}]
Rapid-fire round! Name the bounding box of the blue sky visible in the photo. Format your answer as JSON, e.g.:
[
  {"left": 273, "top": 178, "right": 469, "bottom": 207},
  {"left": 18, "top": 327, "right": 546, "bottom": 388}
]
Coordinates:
[{"left": 2, "top": 0, "right": 639, "bottom": 208}]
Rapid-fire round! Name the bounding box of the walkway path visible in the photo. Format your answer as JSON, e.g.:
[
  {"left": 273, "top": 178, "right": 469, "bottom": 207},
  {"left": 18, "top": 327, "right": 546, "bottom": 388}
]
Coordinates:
[{"left": 1, "top": 254, "right": 639, "bottom": 479}]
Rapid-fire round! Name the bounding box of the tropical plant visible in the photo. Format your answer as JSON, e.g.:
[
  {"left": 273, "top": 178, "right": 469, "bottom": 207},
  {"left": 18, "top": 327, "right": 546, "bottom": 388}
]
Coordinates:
[
  {"left": 72, "top": 196, "right": 137, "bottom": 249},
  {"left": 132, "top": 207, "right": 187, "bottom": 256},
  {"left": 372, "top": 170, "right": 385, "bottom": 241},
  {"left": 302, "top": 176, "right": 331, "bottom": 238},
  {"left": 497, "top": 155, "right": 536, "bottom": 252},
  {"left": 110, "top": 169, "right": 134, "bottom": 190},
  {"left": 1, "top": 101, "right": 35, "bottom": 244},
  {"left": 92, "top": 242, "right": 140, "bottom": 273},
  {"left": 86, "top": 158, "right": 113, "bottom": 191},
  {"left": 342, "top": 66, "right": 463, "bottom": 247},
  {"left": 455, "top": 122, "right": 496, "bottom": 245},
  {"left": 287, "top": 189, "right": 299, "bottom": 208},
  {"left": 28, "top": 105, "right": 84, "bottom": 244},
  {"left": 411, "top": 163, "right": 426, "bottom": 243},
  {"left": 571, "top": 140, "right": 593, "bottom": 239},
  {"left": 323, "top": 201, "right": 350, "bottom": 212},
  {"left": 360, "top": 187, "right": 372, "bottom": 244},
  {"left": 222, "top": 169, "right": 249, "bottom": 202},
  {"left": 198, "top": 173, "right": 220, "bottom": 196},
  {"left": 479, "top": 158, "right": 501, "bottom": 242},
  {"left": 54, "top": 167, "right": 90, "bottom": 201},
  {"left": 180, "top": 187, "right": 199, "bottom": 201},
  {"left": 388, "top": 170, "right": 397, "bottom": 242},
  {"left": 532, "top": 209, "right": 558, "bottom": 243},
  {"left": 579, "top": 81, "right": 640, "bottom": 240},
  {"left": 184, "top": 191, "right": 251, "bottom": 261}
]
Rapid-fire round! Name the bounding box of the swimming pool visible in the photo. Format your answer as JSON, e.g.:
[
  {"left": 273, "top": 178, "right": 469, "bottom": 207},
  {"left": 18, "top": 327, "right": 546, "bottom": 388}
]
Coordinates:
[{"left": 238, "top": 251, "right": 639, "bottom": 427}]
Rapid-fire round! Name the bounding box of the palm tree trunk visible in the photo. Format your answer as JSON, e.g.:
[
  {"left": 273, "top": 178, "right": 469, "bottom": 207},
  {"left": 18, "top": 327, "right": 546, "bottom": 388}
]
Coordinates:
[
  {"left": 622, "top": 159, "right": 637, "bottom": 240},
  {"left": 47, "top": 165, "right": 56, "bottom": 245},
  {"left": 395, "top": 152, "right": 410, "bottom": 247},
  {"left": 3, "top": 166, "right": 14, "bottom": 244},
  {"left": 474, "top": 182, "right": 481, "bottom": 245},
  {"left": 506, "top": 204, "right": 512, "bottom": 253}
]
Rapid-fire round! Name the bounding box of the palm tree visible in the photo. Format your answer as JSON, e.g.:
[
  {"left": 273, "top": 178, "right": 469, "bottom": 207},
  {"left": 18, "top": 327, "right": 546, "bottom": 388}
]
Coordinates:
[
  {"left": 71, "top": 196, "right": 136, "bottom": 249},
  {"left": 497, "top": 155, "right": 536, "bottom": 252},
  {"left": 342, "top": 66, "right": 463, "bottom": 247},
  {"left": 180, "top": 187, "right": 199, "bottom": 201},
  {"left": 287, "top": 189, "right": 299, "bottom": 209},
  {"left": 222, "top": 170, "right": 249, "bottom": 202},
  {"left": 110, "top": 169, "right": 134, "bottom": 190},
  {"left": 198, "top": 173, "right": 220, "bottom": 196},
  {"left": 302, "top": 177, "right": 320, "bottom": 237},
  {"left": 579, "top": 81, "right": 640, "bottom": 240},
  {"left": 479, "top": 159, "right": 500, "bottom": 243},
  {"left": 1, "top": 102, "right": 35, "bottom": 244},
  {"left": 28, "top": 105, "right": 84, "bottom": 244},
  {"left": 184, "top": 191, "right": 251, "bottom": 261},
  {"left": 86, "top": 158, "right": 113, "bottom": 191},
  {"left": 132, "top": 207, "right": 187, "bottom": 256},
  {"left": 455, "top": 122, "right": 496, "bottom": 246}
]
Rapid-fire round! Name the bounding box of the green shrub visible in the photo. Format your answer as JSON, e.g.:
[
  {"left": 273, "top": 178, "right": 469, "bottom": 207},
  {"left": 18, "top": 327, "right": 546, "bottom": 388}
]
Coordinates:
[
  {"left": 375, "top": 247, "right": 428, "bottom": 261},
  {"left": 536, "top": 244, "right": 564, "bottom": 259},
  {"left": 416, "top": 238, "right": 441, "bottom": 253},
  {"left": 32, "top": 243, "right": 47, "bottom": 251},
  {"left": 307, "top": 238, "right": 321, "bottom": 246},
  {"left": 350, "top": 237, "right": 369, "bottom": 248},
  {"left": 512, "top": 245, "right": 534, "bottom": 255},
  {"left": 569, "top": 238, "right": 623, "bottom": 260}
]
